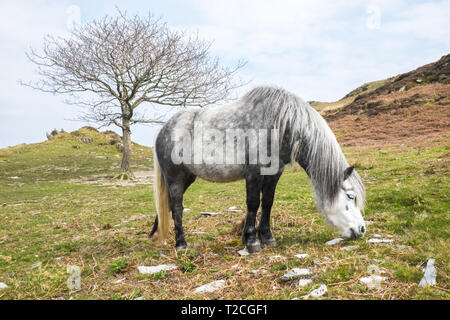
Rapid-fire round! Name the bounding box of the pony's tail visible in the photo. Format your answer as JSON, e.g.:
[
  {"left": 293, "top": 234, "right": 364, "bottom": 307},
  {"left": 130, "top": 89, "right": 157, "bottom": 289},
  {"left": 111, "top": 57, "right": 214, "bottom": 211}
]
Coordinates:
[{"left": 150, "top": 148, "right": 170, "bottom": 241}]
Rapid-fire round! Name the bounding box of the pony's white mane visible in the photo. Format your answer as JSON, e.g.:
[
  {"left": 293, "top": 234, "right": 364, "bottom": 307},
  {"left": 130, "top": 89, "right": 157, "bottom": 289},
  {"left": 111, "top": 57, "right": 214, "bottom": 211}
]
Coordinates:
[{"left": 242, "top": 86, "right": 365, "bottom": 210}]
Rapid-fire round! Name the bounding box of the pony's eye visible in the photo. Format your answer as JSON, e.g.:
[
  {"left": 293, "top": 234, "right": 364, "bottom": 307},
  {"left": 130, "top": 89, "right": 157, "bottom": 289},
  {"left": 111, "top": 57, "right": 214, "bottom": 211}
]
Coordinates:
[{"left": 347, "top": 193, "right": 355, "bottom": 200}]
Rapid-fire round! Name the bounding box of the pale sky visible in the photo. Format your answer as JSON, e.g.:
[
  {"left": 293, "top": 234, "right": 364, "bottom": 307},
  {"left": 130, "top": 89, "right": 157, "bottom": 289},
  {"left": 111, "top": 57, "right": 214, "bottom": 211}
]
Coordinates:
[{"left": 0, "top": 0, "right": 449, "bottom": 148}]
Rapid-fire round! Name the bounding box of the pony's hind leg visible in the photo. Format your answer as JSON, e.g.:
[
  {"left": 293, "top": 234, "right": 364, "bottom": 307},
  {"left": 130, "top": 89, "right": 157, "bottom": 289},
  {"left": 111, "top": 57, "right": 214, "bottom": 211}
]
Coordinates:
[
  {"left": 168, "top": 182, "right": 188, "bottom": 250},
  {"left": 243, "top": 173, "right": 263, "bottom": 253},
  {"left": 258, "top": 172, "right": 283, "bottom": 247},
  {"left": 168, "top": 173, "right": 196, "bottom": 251}
]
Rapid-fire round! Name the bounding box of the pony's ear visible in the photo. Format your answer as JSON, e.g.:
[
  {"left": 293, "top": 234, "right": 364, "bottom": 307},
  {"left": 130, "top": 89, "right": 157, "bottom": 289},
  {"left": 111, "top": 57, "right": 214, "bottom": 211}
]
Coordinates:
[{"left": 344, "top": 166, "right": 354, "bottom": 180}]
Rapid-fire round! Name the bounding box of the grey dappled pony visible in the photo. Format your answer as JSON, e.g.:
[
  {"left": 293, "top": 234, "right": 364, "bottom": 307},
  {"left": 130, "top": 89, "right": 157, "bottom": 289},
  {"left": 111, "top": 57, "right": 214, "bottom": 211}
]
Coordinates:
[{"left": 150, "top": 86, "right": 366, "bottom": 253}]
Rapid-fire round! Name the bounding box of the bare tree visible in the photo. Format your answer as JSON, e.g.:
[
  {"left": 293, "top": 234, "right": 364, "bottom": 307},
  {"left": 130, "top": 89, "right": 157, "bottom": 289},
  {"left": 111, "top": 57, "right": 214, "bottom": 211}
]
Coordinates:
[{"left": 23, "top": 11, "right": 245, "bottom": 177}]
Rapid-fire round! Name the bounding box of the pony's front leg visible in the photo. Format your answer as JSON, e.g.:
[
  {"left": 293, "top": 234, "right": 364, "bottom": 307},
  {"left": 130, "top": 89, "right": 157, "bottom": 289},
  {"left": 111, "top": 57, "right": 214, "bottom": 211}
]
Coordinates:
[
  {"left": 168, "top": 184, "right": 188, "bottom": 250},
  {"left": 258, "top": 172, "right": 282, "bottom": 247},
  {"left": 243, "top": 174, "right": 263, "bottom": 253}
]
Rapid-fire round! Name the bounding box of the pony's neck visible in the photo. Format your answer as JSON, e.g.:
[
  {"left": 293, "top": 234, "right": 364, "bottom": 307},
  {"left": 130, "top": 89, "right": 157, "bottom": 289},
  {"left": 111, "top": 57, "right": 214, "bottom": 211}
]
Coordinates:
[{"left": 289, "top": 119, "right": 349, "bottom": 209}]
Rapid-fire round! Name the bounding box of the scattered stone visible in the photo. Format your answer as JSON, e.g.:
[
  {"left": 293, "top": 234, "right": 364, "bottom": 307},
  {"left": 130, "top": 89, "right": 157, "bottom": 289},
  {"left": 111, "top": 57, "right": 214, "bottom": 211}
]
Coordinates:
[
  {"left": 359, "top": 265, "right": 386, "bottom": 289},
  {"left": 298, "top": 279, "right": 313, "bottom": 287},
  {"left": 238, "top": 248, "right": 250, "bottom": 256},
  {"left": 367, "top": 238, "right": 393, "bottom": 243},
  {"left": 419, "top": 259, "right": 436, "bottom": 287},
  {"left": 281, "top": 268, "right": 312, "bottom": 281},
  {"left": 193, "top": 280, "right": 226, "bottom": 294},
  {"left": 359, "top": 275, "right": 386, "bottom": 289},
  {"left": 398, "top": 85, "right": 406, "bottom": 92},
  {"left": 372, "top": 234, "right": 382, "bottom": 238},
  {"left": 340, "top": 245, "right": 358, "bottom": 251},
  {"left": 228, "top": 206, "right": 237, "bottom": 210},
  {"left": 200, "top": 212, "right": 220, "bottom": 216},
  {"left": 113, "top": 278, "right": 126, "bottom": 284},
  {"left": 137, "top": 264, "right": 178, "bottom": 275},
  {"left": 67, "top": 265, "right": 81, "bottom": 291},
  {"left": 416, "top": 79, "right": 422, "bottom": 83},
  {"left": 134, "top": 296, "right": 144, "bottom": 300},
  {"left": 325, "top": 238, "right": 344, "bottom": 246},
  {"left": 227, "top": 206, "right": 243, "bottom": 212},
  {"left": 0, "top": 282, "right": 8, "bottom": 289},
  {"left": 303, "top": 284, "right": 327, "bottom": 299},
  {"left": 183, "top": 208, "right": 191, "bottom": 212},
  {"left": 293, "top": 253, "right": 309, "bottom": 259},
  {"left": 190, "top": 231, "right": 207, "bottom": 235},
  {"left": 31, "top": 261, "right": 42, "bottom": 269},
  {"left": 9, "top": 176, "right": 20, "bottom": 179}
]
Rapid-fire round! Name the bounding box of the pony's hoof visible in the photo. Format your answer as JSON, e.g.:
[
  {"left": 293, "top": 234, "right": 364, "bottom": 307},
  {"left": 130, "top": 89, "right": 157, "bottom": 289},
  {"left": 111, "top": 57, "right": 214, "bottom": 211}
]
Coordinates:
[
  {"left": 246, "top": 242, "right": 261, "bottom": 254},
  {"left": 175, "top": 244, "right": 189, "bottom": 251},
  {"left": 262, "top": 238, "right": 277, "bottom": 247}
]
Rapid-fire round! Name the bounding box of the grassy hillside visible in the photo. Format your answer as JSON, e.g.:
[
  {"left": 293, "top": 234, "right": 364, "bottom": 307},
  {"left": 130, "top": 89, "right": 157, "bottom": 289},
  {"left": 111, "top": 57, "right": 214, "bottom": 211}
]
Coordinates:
[
  {"left": 0, "top": 129, "right": 448, "bottom": 299},
  {"left": 310, "top": 54, "right": 450, "bottom": 147},
  {"left": 309, "top": 79, "right": 388, "bottom": 114}
]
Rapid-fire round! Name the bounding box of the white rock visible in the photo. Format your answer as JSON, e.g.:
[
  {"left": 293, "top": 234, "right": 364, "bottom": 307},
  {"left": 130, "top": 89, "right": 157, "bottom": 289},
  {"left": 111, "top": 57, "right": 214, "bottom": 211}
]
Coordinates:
[
  {"left": 193, "top": 280, "right": 226, "bottom": 294},
  {"left": 134, "top": 296, "right": 144, "bottom": 300},
  {"left": 31, "top": 261, "right": 42, "bottom": 269},
  {"left": 419, "top": 259, "right": 436, "bottom": 287},
  {"left": 298, "top": 279, "right": 313, "bottom": 287},
  {"left": 183, "top": 208, "right": 191, "bottom": 212},
  {"left": 325, "top": 238, "right": 344, "bottom": 246},
  {"left": 113, "top": 278, "right": 126, "bottom": 284},
  {"left": 372, "top": 234, "right": 382, "bottom": 238},
  {"left": 367, "top": 238, "right": 393, "bottom": 243},
  {"left": 228, "top": 206, "right": 237, "bottom": 210},
  {"left": 238, "top": 248, "right": 249, "bottom": 256},
  {"left": 137, "top": 264, "right": 178, "bottom": 274},
  {"left": 359, "top": 275, "right": 386, "bottom": 289},
  {"left": 200, "top": 212, "right": 219, "bottom": 216},
  {"left": 190, "top": 231, "right": 207, "bottom": 235},
  {"left": 294, "top": 253, "right": 309, "bottom": 259},
  {"left": 304, "top": 284, "right": 327, "bottom": 299},
  {"left": 0, "top": 282, "right": 8, "bottom": 289},
  {"left": 281, "top": 268, "right": 312, "bottom": 281}
]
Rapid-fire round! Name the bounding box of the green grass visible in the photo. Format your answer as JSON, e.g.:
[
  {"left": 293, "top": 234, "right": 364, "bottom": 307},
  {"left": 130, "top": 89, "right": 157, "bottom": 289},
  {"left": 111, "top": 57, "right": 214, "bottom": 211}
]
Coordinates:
[{"left": 0, "top": 131, "right": 448, "bottom": 300}]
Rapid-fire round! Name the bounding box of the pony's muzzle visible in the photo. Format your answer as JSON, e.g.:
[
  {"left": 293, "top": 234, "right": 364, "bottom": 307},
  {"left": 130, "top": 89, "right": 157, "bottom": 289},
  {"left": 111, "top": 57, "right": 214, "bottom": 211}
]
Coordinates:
[{"left": 350, "top": 225, "right": 366, "bottom": 239}]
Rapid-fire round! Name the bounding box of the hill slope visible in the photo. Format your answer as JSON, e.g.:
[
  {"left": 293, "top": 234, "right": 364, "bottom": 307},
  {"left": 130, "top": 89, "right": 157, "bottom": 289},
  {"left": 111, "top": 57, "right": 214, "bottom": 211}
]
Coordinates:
[{"left": 312, "top": 54, "right": 450, "bottom": 146}]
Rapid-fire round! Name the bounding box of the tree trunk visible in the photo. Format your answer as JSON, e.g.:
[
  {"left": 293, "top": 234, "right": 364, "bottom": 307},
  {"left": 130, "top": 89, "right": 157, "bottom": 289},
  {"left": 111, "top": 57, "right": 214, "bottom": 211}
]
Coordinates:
[{"left": 120, "top": 118, "right": 132, "bottom": 175}]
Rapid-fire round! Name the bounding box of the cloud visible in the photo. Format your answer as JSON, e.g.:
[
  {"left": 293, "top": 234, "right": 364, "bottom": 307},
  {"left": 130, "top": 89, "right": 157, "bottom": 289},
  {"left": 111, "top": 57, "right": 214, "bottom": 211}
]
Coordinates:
[{"left": 0, "top": 0, "right": 449, "bottom": 147}]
